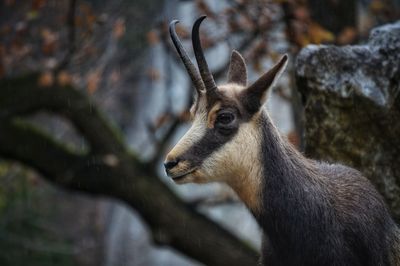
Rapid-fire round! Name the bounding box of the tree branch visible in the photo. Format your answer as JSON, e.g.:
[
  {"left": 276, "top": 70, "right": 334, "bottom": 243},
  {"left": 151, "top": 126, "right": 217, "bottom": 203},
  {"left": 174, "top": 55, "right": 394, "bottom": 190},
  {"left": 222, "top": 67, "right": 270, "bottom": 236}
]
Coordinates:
[
  {"left": 0, "top": 74, "right": 259, "bottom": 265},
  {"left": 56, "top": 0, "right": 78, "bottom": 72},
  {"left": 0, "top": 73, "right": 125, "bottom": 155}
]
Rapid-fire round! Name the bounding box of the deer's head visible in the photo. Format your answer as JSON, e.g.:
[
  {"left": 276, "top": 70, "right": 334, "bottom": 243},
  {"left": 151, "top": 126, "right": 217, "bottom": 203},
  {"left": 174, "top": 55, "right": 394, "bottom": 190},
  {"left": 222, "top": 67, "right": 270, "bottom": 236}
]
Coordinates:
[{"left": 164, "top": 16, "right": 287, "bottom": 188}]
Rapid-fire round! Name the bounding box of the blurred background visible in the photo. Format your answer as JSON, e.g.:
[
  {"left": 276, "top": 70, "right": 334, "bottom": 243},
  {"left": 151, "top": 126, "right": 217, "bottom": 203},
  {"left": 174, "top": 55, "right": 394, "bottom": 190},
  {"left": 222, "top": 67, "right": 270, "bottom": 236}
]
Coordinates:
[{"left": 0, "top": 0, "right": 400, "bottom": 265}]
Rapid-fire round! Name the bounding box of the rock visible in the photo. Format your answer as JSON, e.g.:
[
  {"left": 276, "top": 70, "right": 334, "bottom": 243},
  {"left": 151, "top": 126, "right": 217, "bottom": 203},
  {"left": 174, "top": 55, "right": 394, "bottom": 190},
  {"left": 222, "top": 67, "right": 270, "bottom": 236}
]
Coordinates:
[{"left": 295, "top": 21, "right": 400, "bottom": 221}]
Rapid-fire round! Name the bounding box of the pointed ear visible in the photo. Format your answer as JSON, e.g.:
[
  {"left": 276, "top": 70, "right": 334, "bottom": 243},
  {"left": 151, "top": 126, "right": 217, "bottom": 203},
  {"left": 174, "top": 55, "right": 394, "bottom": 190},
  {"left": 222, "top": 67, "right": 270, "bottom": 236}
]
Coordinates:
[
  {"left": 227, "top": 50, "right": 247, "bottom": 86},
  {"left": 241, "top": 54, "right": 288, "bottom": 114}
]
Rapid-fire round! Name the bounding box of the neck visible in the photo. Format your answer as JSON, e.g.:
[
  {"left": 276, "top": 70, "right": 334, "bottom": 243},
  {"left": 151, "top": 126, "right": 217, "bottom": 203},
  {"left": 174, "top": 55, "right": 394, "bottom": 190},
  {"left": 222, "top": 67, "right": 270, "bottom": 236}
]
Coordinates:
[
  {"left": 227, "top": 167, "right": 263, "bottom": 213},
  {"left": 224, "top": 116, "right": 264, "bottom": 213},
  {"left": 228, "top": 111, "right": 315, "bottom": 216},
  {"left": 253, "top": 111, "right": 323, "bottom": 261}
]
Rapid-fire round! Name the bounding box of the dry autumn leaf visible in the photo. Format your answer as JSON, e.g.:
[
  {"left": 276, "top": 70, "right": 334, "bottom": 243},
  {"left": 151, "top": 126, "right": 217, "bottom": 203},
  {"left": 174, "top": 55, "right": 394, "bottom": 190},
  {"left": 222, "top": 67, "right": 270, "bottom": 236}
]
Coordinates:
[
  {"left": 295, "top": 33, "right": 309, "bottom": 47},
  {"left": 308, "top": 22, "right": 335, "bottom": 44},
  {"left": 337, "top": 27, "right": 357, "bottom": 45},
  {"left": 41, "top": 28, "right": 58, "bottom": 55},
  {"left": 78, "top": 3, "right": 97, "bottom": 30},
  {"left": 178, "top": 109, "right": 191, "bottom": 122},
  {"left": 235, "top": 0, "right": 247, "bottom": 4},
  {"left": 370, "top": 0, "right": 386, "bottom": 12},
  {"left": 86, "top": 14, "right": 97, "bottom": 27},
  {"left": 154, "top": 113, "right": 172, "bottom": 129},
  {"left": 38, "top": 71, "right": 54, "bottom": 87},
  {"left": 196, "top": 0, "right": 216, "bottom": 19},
  {"left": 86, "top": 70, "right": 101, "bottom": 94},
  {"left": 175, "top": 24, "right": 190, "bottom": 39},
  {"left": 237, "top": 14, "right": 254, "bottom": 31},
  {"left": 293, "top": 6, "right": 310, "bottom": 21},
  {"left": 198, "top": 34, "right": 214, "bottom": 49},
  {"left": 147, "top": 29, "right": 159, "bottom": 45},
  {"left": 249, "top": 40, "right": 268, "bottom": 72},
  {"left": 113, "top": 18, "right": 125, "bottom": 39},
  {"left": 32, "top": 0, "right": 46, "bottom": 10},
  {"left": 57, "top": 71, "right": 72, "bottom": 86},
  {"left": 227, "top": 18, "right": 240, "bottom": 32},
  {"left": 252, "top": 60, "right": 263, "bottom": 73}
]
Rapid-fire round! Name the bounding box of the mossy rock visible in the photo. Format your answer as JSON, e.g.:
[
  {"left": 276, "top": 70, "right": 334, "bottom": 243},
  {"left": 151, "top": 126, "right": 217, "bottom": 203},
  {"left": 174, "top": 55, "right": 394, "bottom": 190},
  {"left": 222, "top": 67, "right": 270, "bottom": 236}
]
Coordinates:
[{"left": 295, "top": 21, "right": 400, "bottom": 221}]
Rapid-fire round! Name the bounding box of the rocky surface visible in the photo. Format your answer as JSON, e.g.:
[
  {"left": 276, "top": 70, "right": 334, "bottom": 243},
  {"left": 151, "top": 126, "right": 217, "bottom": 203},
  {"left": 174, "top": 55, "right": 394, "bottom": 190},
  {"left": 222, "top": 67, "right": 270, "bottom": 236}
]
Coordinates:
[{"left": 296, "top": 21, "right": 400, "bottom": 221}]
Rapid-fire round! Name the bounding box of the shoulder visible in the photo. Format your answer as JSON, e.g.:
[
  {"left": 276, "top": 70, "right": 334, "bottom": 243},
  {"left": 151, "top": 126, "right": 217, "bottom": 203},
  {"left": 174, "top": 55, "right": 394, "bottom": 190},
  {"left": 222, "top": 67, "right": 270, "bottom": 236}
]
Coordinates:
[{"left": 316, "top": 161, "right": 363, "bottom": 180}]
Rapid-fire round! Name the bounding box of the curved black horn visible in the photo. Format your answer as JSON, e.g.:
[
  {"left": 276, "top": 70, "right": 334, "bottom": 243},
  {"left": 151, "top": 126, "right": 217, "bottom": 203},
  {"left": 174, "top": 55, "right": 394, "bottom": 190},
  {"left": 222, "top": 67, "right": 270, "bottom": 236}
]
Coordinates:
[
  {"left": 169, "top": 20, "right": 205, "bottom": 92},
  {"left": 192, "top": 16, "right": 217, "bottom": 93}
]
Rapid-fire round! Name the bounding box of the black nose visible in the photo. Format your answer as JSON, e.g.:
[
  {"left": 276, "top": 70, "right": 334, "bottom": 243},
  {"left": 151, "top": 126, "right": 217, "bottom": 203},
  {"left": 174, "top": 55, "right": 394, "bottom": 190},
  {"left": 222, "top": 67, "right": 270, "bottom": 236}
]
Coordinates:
[{"left": 164, "top": 159, "right": 179, "bottom": 171}]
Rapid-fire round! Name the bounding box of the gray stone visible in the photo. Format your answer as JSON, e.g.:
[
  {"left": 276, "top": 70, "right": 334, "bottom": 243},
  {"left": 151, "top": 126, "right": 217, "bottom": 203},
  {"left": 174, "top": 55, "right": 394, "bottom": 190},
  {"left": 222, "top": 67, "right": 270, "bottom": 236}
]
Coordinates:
[{"left": 295, "top": 21, "right": 400, "bottom": 221}]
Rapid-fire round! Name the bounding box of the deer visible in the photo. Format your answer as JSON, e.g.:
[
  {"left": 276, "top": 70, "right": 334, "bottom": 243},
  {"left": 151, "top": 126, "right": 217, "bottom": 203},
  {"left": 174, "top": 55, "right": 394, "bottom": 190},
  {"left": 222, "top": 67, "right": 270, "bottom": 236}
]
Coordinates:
[{"left": 164, "top": 16, "right": 400, "bottom": 266}]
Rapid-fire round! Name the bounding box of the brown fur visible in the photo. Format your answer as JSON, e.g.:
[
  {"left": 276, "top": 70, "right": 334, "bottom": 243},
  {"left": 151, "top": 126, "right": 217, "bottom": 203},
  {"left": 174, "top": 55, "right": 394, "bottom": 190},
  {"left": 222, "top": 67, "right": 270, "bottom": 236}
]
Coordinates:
[
  {"left": 166, "top": 17, "right": 400, "bottom": 265},
  {"left": 207, "top": 102, "right": 221, "bottom": 128}
]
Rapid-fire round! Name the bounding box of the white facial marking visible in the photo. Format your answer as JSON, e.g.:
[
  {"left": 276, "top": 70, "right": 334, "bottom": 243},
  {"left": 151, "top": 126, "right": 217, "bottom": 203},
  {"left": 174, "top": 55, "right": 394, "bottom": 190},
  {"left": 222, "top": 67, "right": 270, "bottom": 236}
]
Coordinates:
[
  {"left": 166, "top": 112, "right": 207, "bottom": 161},
  {"left": 200, "top": 119, "right": 262, "bottom": 181},
  {"left": 198, "top": 117, "right": 263, "bottom": 211}
]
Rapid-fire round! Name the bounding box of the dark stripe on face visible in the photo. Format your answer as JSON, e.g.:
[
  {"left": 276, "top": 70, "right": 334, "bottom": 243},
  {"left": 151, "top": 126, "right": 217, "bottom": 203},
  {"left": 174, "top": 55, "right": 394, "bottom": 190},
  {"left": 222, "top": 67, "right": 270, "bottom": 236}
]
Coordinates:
[
  {"left": 182, "top": 88, "right": 258, "bottom": 168},
  {"left": 179, "top": 122, "right": 239, "bottom": 168}
]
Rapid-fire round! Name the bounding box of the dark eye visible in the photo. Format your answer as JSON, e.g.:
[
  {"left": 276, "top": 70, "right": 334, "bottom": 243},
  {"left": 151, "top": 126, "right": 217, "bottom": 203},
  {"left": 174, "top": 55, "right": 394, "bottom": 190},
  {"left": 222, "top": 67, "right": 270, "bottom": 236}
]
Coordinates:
[{"left": 216, "top": 112, "right": 235, "bottom": 125}]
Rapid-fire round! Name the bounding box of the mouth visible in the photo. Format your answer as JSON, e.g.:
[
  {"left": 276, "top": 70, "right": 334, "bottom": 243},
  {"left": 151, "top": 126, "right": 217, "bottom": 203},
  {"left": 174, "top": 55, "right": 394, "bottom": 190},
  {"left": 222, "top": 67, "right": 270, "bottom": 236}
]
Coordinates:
[{"left": 170, "top": 169, "right": 196, "bottom": 182}]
